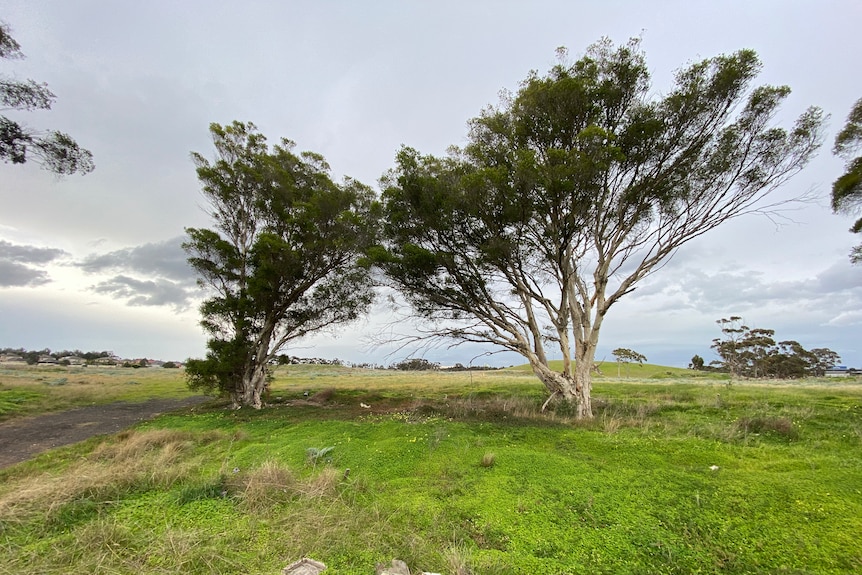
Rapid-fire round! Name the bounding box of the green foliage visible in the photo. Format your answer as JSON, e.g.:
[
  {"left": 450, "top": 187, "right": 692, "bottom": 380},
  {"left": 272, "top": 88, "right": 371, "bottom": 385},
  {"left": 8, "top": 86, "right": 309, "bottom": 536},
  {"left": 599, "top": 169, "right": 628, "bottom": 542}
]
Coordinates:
[
  {"left": 0, "top": 389, "right": 43, "bottom": 417},
  {"left": 184, "top": 121, "right": 379, "bottom": 406},
  {"left": 0, "top": 20, "right": 93, "bottom": 175},
  {"left": 832, "top": 97, "right": 862, "bottom": 263},
  {"left": 611, "top": 348, "right": 646, "bottom": 378},
  {"left": 305, "top": 446, "right": 335, "bottom": 466},
  {"left": 391, "top": 357, "right": 440, "bottom": 371}
]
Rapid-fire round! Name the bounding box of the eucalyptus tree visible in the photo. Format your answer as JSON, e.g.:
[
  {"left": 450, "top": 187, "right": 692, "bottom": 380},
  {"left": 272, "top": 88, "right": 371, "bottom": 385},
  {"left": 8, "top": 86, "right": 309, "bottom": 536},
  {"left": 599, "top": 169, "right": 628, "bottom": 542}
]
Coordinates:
[
  {"left": 611, "top": 348, "right": 647, "bottom": 378},
  {"left": 831, "top": 97, "right": 862, "bottom": 263},
  {"left": 0, "top": 21, "right": 93, "bottom": 175},
  {"left": 376, "top": 39, "right": 824, "bottom": 418},
  {"left": 709, "top": 317, "right": 840, "bottom": 378},
  {"left": 185, "top": 122, "right": 378, "bottom": 408}
]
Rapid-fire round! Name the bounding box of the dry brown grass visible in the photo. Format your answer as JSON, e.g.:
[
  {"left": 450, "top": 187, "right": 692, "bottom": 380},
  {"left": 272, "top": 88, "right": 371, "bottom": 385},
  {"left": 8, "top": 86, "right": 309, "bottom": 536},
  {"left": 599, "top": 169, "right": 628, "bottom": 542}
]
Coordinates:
[
  {"left": 228, "top": 459, "right": 299, "bottom": 512},
  {"left": 444, "top": 541, "right": 475, "bottom": 575},
  {"left": 308, "top": 387, "right": 337, "bottom": 403},
  {"left": 227, "top": 460, "right": 342, "bottom": 513},
  {"left": 0, "top": 428, "right": 225, "bottom": 524}
]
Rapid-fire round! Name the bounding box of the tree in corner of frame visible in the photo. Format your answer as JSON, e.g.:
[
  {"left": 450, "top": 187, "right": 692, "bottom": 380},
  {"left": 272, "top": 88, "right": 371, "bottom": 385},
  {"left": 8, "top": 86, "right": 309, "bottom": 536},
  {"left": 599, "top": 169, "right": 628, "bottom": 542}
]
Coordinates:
[
  {"left": 184, "top": 121, "right": 379, "bottom": 409},
  {"left": 374, "top": 38, "right": 824, "bottom": 419},
  {"left": 0, "top": 20, "right": 93, "bottom": 175}
]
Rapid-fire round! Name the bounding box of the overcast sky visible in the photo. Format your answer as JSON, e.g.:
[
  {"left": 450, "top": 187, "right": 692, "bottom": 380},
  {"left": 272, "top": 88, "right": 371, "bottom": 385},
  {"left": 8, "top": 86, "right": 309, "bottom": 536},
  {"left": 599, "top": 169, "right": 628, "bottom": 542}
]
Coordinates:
[{"left": 1, "top": 1, "right": 860, "bottom": 368}]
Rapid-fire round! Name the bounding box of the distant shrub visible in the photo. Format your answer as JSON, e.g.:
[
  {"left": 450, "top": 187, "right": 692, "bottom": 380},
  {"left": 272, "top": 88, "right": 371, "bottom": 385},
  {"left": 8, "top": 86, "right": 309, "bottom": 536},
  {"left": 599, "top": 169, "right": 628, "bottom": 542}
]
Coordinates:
[
  {"left": 736, "top": 416, "right": 798, "bottom": 440},
  {"left": 391, "top": 358, "right": 440, "bottom": 371},
  {"left": 309, "top": 388, "right": 336, "bottom": 403}
]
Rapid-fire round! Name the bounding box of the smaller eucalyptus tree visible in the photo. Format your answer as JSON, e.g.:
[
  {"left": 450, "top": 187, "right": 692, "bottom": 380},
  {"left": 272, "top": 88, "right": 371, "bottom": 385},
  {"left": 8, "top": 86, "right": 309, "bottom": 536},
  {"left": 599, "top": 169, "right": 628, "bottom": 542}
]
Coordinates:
[
  {"left": 611, "top": 348, "right": 647, "bottom": 378},
  {"left": 184, "top": 122, "right": 378, "bottom": 408}
]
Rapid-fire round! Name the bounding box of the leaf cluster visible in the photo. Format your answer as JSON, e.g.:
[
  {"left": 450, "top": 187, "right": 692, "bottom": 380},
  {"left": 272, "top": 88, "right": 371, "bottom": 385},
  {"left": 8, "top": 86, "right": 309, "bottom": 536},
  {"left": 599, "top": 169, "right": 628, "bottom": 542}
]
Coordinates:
[
  {"left": 0, "top": 20, "right": 93, "bottom": 175},
  {"left": 611, "top": 348, "right": 647, "bottom": 365},
  {"left": 831, "top": 97, "right": 862, "bottom": 262}
]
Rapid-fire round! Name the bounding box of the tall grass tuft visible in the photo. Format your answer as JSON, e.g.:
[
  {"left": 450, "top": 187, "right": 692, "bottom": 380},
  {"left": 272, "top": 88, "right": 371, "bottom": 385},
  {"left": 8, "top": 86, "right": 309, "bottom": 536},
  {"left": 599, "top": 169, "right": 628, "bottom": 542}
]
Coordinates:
[
  {"left": 229, "top": 459, "right": 299, "bottom": 512},
  {"left": 735, "top": 416, "right": 799, "bottom": 440},
  {"left": 227, "top": 460, "right": 342, "bottom": 512}
]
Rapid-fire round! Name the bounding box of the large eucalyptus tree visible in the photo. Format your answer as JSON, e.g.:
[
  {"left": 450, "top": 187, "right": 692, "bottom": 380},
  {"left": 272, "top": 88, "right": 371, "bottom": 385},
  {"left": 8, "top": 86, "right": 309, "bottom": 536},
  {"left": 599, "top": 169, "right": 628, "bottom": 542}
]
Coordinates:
[{"left": 376, "top": 39, "right": 824, "bottom": 418}]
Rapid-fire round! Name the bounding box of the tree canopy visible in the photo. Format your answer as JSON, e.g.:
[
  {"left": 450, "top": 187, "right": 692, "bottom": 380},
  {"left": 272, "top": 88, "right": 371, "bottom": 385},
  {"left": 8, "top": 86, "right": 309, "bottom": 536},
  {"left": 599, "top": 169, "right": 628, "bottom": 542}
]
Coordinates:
[
  {"left": 831, "top": 97, "right": 862, "bottom": 263},
  {"left": 184, "top": 121, "right": 379, "bottom": 408},
  {"left": 0, "top": 20, "right": 93, "bottom": 175},
  {"left": 709, "top": 317, "right": 839, "bottom": 378},
  {"left": 375, "top": 38, "right": 824, "bottom": 418},
  {"left": 611, "top": 348, "right": 647, "bottom": 378}
]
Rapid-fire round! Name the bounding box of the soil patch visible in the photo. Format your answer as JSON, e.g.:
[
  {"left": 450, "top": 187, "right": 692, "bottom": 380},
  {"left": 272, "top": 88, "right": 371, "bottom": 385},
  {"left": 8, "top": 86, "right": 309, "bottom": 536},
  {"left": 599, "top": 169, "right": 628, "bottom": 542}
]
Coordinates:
[{"left": 0, "top": 396, "right": 209, "bottom": 469}]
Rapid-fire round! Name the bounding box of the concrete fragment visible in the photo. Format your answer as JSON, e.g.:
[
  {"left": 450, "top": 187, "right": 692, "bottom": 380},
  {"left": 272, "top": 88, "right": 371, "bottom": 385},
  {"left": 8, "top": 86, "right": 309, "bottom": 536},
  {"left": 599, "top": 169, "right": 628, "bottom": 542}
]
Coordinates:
[
  {"left": 283, "top": 557, "right": 326, "bottom": 575},
  {"left": 376, "top": 559, "right": 410, "bottom": 575}
]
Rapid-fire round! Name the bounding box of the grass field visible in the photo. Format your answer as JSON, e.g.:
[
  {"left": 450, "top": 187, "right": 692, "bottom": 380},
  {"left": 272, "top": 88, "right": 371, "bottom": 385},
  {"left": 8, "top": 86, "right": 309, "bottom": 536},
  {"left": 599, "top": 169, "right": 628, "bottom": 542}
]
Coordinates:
[
  {"left": 1, "top": 364, "right": 861, "bottom": 574},
  {"left": 0, "top": 364, "right": 198, "bottom": 421}
]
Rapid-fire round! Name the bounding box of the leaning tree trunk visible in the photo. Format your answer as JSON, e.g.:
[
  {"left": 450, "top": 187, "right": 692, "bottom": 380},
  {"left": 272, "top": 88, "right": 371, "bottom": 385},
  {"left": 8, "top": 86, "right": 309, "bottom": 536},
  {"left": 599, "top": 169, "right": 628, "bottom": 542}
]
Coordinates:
[
  {"left": 235, "top": 330, "right": 274, "bottom": 409},
  {"left": 528, "top": 356, "right": 594, "bottom": 419},
  {"left": 240, "top": 362, "right": 268, "bottom": 409},
  {"left": 229, "top": 355, "right": 269, "bottom": 410}
]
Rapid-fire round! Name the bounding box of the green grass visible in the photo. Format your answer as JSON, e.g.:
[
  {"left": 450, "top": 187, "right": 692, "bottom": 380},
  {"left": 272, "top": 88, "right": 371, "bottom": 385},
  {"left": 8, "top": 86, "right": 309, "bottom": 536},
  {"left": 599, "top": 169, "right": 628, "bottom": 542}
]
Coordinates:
[
  {"left": 1, "top": 365, "right": 861, "bottom": 574},
  {"left": 0, "top": 364, "right": 198, "bottom": 421}
]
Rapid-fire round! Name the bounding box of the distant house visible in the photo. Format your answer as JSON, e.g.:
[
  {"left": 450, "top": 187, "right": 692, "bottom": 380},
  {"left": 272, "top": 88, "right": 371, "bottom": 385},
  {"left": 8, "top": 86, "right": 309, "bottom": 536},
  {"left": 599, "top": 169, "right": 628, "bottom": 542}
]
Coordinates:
[
  {"left": 824, "top": 366, "right": 859, "bottom": 377},
  {"left": 93, "top": 357, "right": 121, "bottom": 366},
  {"left": 0, "top": 354, "right": 25, "bottom": 364},
  {"left": 59, "top": 356, "right": 86, "bottom": 366},
  {"left": 37, "top": 355, "right": 58, "bottom": 365}
]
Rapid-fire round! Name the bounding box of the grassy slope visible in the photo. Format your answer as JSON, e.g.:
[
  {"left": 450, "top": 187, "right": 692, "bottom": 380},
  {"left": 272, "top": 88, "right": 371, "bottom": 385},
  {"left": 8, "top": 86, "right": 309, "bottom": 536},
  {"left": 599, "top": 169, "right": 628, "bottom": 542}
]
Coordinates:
[{"left": 0, "top": 365, "right": 860, "bottom": 574}]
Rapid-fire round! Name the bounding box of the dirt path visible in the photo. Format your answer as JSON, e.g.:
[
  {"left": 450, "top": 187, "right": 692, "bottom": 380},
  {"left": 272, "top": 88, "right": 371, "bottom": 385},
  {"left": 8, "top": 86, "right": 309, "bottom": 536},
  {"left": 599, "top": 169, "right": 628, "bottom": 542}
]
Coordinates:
[{"left": 0, "top": 396, "right": 210, "bottom": 470}]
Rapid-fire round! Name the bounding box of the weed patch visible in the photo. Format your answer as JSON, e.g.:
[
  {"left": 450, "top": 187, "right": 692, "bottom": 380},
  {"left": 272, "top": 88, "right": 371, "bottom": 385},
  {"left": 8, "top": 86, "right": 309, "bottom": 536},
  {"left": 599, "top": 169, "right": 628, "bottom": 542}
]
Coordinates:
[{"left": 734, "top": 415, "right": 799, "bottom": 440}]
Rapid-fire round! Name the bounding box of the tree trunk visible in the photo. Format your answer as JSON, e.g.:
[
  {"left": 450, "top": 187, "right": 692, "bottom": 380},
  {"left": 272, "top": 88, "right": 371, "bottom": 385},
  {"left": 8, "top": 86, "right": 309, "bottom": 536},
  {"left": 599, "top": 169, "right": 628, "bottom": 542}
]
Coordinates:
[
  {"left": 242, "top": 362, "right": 268, "bottom": 409},
  {"left": 230, "top": 361, "right": 268, "bottom": 409},
  {"left": 529, "top": 357, "right": 594, "bottom": 419},
  {"left": 573, "top": 357, "right": 593, "bottom": 419}
]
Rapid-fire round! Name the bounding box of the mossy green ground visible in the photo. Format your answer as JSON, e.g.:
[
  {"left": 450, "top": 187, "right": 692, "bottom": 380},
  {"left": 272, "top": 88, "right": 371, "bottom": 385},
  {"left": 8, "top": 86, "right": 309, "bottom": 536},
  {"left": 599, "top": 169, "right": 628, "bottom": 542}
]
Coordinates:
[{"left": 1, "top": 365, "right": 861, "bottom": 574}]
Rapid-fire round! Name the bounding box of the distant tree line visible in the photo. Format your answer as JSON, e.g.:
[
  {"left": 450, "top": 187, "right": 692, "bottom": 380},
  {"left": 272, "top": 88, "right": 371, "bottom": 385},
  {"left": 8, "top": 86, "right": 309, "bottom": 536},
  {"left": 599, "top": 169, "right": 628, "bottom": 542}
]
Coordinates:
[
  {"left": 274, "top": 355, "right": 345, "bottom": 366},
  {"left": 270, "top": 355, "right": 501, "bottom": 371},
  {"left": 0, "top": 347, "right": 114, "bottom": 365},
  {"left": 689, "top": 317, "right": 840, "bottom": 378}
]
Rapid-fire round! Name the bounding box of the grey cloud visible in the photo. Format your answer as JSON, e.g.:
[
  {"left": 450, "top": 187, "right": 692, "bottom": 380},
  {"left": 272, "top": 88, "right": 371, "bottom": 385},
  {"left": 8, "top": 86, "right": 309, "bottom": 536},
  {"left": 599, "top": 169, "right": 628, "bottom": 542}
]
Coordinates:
[
  {"left": 91, "top": 275, "right": 195, "bottom": 310},
  {"left": 0, "top": 241, "right": 68, "bottom": 287},
  {"left": 0, "top": 260, "right": 51, "bottom": 287},
  {"left": 0, "top": 240, "right": 68, "bottom": 264},
  {"left": 631, "top": 259, "right": 862, "bottom": 317},
  {"left": 77, "top": 236, "right": 195, "bottom": 283},
  {"left": 78, "top": 236, "right": 201, "bottom": 309}
]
